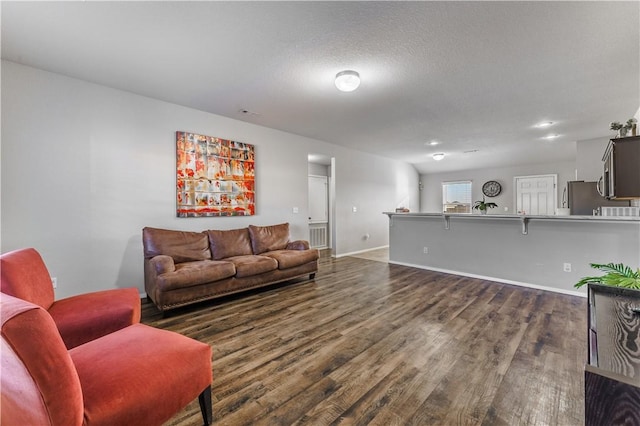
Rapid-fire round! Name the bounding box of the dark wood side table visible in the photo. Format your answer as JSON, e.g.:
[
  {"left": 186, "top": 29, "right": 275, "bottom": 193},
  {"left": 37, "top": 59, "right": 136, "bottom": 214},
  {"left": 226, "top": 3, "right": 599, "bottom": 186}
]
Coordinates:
[{"left": 585, "top": 284, "right": 640, "bottom": 425}]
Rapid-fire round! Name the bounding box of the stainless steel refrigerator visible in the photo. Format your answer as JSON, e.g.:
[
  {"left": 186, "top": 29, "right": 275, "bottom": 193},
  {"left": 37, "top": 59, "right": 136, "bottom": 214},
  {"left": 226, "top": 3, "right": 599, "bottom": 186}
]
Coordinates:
[{"left": 566, "top": 181, "right": 630, "bottom": 215}]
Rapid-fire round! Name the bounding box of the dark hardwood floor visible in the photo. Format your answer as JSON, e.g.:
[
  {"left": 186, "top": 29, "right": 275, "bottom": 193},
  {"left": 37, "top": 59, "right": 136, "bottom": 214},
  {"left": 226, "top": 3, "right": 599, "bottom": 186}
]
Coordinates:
[{"left": 141, "top": 251, "right": 587, "bottom": 426}]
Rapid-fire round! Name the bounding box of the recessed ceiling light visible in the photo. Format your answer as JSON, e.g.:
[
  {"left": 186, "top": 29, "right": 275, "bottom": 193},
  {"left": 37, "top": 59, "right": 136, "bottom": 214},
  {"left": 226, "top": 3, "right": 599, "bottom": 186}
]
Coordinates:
[
  {"left": 428, "top": 141, "right": 440, "bottom": 146},
  {"left": 542, "top": 134, "right": 560, "bottom": 140},
  {"left": 335, "top": 70, "right": 360, "bottom": 92},
  {"left": 239, "top": 108, "right": 260, "bottom": 116},
  {"left": 432, "top": 153, "right": 445, "bottom": 161},
  {"left": 535, "top": 121, "right": 554, "bottom": 128}
]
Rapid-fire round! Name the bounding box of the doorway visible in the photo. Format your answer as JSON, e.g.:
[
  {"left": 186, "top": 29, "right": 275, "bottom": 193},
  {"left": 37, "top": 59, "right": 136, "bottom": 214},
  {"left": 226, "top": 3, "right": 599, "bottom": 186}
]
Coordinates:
[
  {"left": 308, "top": 154, "right": 333, "bottom": 250},
  {"left": 308, "top": 175, "right": 328, "bottom": 248},
  {"left": 514, "top": 174, "right": 557, "bottom": 215}
]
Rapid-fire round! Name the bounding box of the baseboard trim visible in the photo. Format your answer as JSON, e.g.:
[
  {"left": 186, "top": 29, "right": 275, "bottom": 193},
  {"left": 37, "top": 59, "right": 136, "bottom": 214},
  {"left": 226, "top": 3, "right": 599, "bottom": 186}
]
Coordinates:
[
  {"left": 335, "top": 245, "right": 389, "bottom": 259},
  {"left": 388, "top": 260, "right": 587, "bottom": 298}
]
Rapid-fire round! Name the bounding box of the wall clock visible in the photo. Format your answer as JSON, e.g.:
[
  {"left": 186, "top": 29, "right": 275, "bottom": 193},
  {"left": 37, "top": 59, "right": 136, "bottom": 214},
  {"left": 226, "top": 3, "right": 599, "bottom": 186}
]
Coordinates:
[{"left": 482, "top": 180, "right": 501, "bottom": 197}]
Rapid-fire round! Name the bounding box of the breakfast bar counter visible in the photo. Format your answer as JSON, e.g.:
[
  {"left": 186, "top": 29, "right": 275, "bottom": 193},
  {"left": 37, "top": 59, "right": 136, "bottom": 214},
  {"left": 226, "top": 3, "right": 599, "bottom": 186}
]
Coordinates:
[{"left": 384, "top": 212, "right": 640, "bottom": 295}]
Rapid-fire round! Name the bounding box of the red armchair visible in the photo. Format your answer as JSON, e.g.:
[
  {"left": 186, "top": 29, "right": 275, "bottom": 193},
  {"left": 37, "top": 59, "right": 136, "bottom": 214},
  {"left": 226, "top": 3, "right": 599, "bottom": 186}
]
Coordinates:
[
  {"left": 0, "top": 248, "right": 141, "bottom": 349},
  {"left": 1, "top": 294, "right": 213, "bottom": 425}
]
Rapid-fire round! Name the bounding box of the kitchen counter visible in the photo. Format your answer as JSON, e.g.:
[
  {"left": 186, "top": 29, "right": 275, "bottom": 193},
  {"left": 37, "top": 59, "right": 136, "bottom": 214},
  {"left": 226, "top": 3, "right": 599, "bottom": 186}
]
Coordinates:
[
  {"left": 384, "top": 212, "right": 640, "bottom": 296},
  {"left": 385, "top": 211, "right": 640, "bottom": 221},
  {"left": 384, "top": 212, "right": 640, "bottom": 235}
]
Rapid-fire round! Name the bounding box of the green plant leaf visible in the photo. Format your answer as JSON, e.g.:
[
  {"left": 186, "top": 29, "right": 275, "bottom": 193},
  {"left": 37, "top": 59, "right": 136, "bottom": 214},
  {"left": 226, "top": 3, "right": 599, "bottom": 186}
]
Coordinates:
[
  {"left": 473, "top": 200, "right": 498, "bottom": 210},
  {"left": 574, "top": 263, "right": 640, "bottom": 289},
  {"left": 589, "top": 263, "right": 640, "bottom": 278},
  {"left": 574, "top": 276, "right": 604, "bottom": 288}
]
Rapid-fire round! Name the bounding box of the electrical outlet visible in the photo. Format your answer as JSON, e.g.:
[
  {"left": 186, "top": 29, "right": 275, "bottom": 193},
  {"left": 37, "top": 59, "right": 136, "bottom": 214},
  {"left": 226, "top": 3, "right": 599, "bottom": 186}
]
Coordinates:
[
  {"left": 352, "top": 206, "right": 357, "bottom": 213},
  {"left": 51, "top": 277, "right": 57, "bottom": 289},
  {"left": 292, "top": 207, "right": 299, "bottom": 214},
  {"left": 563, "top": 263, "right": 572, "bottom": 272},
  {"left": 423, "top": 247, "right": 428, "bottom": 254}
]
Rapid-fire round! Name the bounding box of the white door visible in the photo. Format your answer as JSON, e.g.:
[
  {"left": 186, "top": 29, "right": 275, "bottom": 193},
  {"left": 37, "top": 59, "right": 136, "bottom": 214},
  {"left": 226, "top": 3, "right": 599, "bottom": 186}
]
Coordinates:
[
  {"left": 308, "top": 175, "right": 328, "bottom": 248},
  {"left": 308, "top": 176, "right": 328, "bottom": 222},
  {"left": 514, "top": 174, "right": 557, "bottom": 215}
]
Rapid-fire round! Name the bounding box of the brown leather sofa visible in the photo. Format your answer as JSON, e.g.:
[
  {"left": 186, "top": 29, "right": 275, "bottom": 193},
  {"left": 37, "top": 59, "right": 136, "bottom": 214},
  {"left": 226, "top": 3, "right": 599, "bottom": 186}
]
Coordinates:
[{"left": 143, "top": 223, "right": 319, "bottom": 312}]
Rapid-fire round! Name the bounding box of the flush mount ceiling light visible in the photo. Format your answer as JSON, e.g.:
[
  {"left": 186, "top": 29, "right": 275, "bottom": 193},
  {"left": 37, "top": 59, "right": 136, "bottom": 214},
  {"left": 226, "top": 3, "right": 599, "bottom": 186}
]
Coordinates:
[
  {"left": 432, "top": 153, "right": 445, "bottom": 161},
  {"left": 428, "top": 141, "right": 440, "bottom": 146},
  {"left": 335, "top": 70, "right": 360, "bottom": 92}
]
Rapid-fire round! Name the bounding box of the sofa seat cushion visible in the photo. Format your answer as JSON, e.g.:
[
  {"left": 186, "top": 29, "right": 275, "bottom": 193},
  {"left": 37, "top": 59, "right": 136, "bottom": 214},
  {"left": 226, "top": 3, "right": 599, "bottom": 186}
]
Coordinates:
[
  {"left": 70, "top": 323, "right": 212, "bottom": 426},
  {"left": 263, "top": 249, "right": 320, "bottom": 270},
  {"left": 157, "top": 260, "right": 235, "bottom": 291},
  {"left": 225, "top": 255, "right": 278, "bottom": 278},
  {"left": 206, "top": 228, "right": 253, "bottom": 260}
]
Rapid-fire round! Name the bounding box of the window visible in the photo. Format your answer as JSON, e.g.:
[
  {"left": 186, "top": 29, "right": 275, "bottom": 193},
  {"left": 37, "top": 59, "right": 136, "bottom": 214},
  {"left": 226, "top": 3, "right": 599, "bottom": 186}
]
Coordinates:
[{"left": 442, "top": 181, "right": 472, "bottom": 213}]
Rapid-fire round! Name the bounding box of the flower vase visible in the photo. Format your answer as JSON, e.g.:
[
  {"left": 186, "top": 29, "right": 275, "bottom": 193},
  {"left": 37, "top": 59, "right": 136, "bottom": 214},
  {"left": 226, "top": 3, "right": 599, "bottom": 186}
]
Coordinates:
[
  {"left": 481, "top": 209, "right": 487, "bottom": 215},
  {"left": 619, "top": 128, "right": 629, "bottom": 138}
]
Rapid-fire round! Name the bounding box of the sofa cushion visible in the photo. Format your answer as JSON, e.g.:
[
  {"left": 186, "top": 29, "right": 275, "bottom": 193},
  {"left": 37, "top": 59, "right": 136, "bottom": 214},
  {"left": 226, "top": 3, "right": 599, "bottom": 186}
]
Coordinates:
[
  {"left": 143, "top": 227, "right": 211, "bottom": 263},
  {"left": 48, "top": 288, "right": 141, "bottom": 349},
  {"left": 286, "top": 240, "right": 310, "bottom": 251},
  {"left": 156, "top": 260, "right": 235, "bottom": 291},
  {"left": 1, "top": 295, "right": 85, "bottom": 426},
  {"left": 0, "top": 247, "right": 56, "bottom": 310},
  {"left": 248, "top": 223, "right": 290, "bottom": 255},
  {"left": 206, "top": 228, "right": 253, "bottom": 260},
  {"left": 225, "top": 255, "right": 278, "bottom": 278},
  {"left": 262, "top": 249, "right": 320, "bottom": 270},
  {"left": 70, "top": 323, "right": 212, "bottom": 426}
]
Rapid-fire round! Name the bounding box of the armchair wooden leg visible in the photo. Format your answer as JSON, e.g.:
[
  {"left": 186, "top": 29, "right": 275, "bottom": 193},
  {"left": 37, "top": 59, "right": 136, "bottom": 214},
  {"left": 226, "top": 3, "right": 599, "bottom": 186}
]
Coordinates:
[{"left": 198, "top": 385, "right": 213, "bottom": 426}]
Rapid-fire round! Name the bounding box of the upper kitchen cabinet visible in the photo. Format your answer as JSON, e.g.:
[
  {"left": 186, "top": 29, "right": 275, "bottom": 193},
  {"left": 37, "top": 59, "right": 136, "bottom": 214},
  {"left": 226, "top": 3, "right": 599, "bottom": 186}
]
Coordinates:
[{"left": 601, "top": 135, "right": 640, "bottom": 200}]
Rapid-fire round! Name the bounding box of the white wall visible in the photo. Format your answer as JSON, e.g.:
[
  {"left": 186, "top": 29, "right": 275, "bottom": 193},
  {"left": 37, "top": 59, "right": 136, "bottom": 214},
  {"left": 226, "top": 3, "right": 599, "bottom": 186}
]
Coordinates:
[
  {"left": 420, "top": 161, "right": 575, "bottom": 213},
  {"left": 1, "top": 61, "right": 419, "bottom": 298},
  {"left": 575, "top": 136, "right": 609, "bottom": 182}
]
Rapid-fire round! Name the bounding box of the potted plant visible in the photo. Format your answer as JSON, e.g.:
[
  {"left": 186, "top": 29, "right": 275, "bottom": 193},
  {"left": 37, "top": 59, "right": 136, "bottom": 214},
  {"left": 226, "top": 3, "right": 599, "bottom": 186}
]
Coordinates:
[
  {"left": 574, "top": 263, "right": 640, "bottom": 289},
  {"left": 472, "top": 197, "right": 498, "bottom": 214},
  {"left": 610, "top": 121, "right": 625, "bottom": 137},
  {"left": 611, "top": 119, "right": 638, "bottom": 138},
  {"left": 624, "top": 118, "right": 638, "bottom": 137}
]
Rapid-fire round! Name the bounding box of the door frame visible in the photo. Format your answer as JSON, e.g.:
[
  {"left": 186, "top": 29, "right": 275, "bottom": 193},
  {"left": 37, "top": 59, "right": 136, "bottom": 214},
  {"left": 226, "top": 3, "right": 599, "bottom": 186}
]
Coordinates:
[
  {"left": 308, "top": 174, "right": 329, "bottom": 249},
  {"left": 307, "top": 155, "right": 336, "bottom": 253}
]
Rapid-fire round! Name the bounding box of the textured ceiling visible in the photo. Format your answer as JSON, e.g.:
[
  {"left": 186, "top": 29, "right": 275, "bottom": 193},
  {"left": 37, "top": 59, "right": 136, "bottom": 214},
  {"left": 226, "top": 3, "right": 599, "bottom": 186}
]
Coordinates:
[{"left": 2, "top": 1, "right": 638, "bottom": 174}]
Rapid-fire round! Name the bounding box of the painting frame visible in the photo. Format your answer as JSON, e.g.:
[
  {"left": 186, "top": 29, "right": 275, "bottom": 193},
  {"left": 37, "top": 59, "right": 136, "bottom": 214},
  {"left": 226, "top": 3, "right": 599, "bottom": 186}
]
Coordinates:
[{"left": 176, "top": 131, "right": 255, "bottom": 217}]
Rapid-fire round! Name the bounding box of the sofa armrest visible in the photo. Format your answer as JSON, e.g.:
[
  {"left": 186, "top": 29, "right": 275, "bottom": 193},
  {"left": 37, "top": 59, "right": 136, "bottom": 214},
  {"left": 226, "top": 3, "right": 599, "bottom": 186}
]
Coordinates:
[
  {"left": 150, "top": 255, "right": 176, "bottom": 274},
  {"left": 286, "top": 240, "right": 310, "bottom": 251}
]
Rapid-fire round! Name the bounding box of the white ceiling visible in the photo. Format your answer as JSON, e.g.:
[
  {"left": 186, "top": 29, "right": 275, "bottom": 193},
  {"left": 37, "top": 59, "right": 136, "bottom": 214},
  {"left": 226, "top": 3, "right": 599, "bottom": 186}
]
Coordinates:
[{"left": 2, "top": 1, "right": 638, "bottom": 174}]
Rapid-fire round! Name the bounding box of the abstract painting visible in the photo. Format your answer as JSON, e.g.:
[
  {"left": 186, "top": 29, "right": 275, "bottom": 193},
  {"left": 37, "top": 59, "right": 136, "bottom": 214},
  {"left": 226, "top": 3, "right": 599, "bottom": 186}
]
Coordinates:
[{"left": 176, "top": 131, "right": 255, "bottom": 217}]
